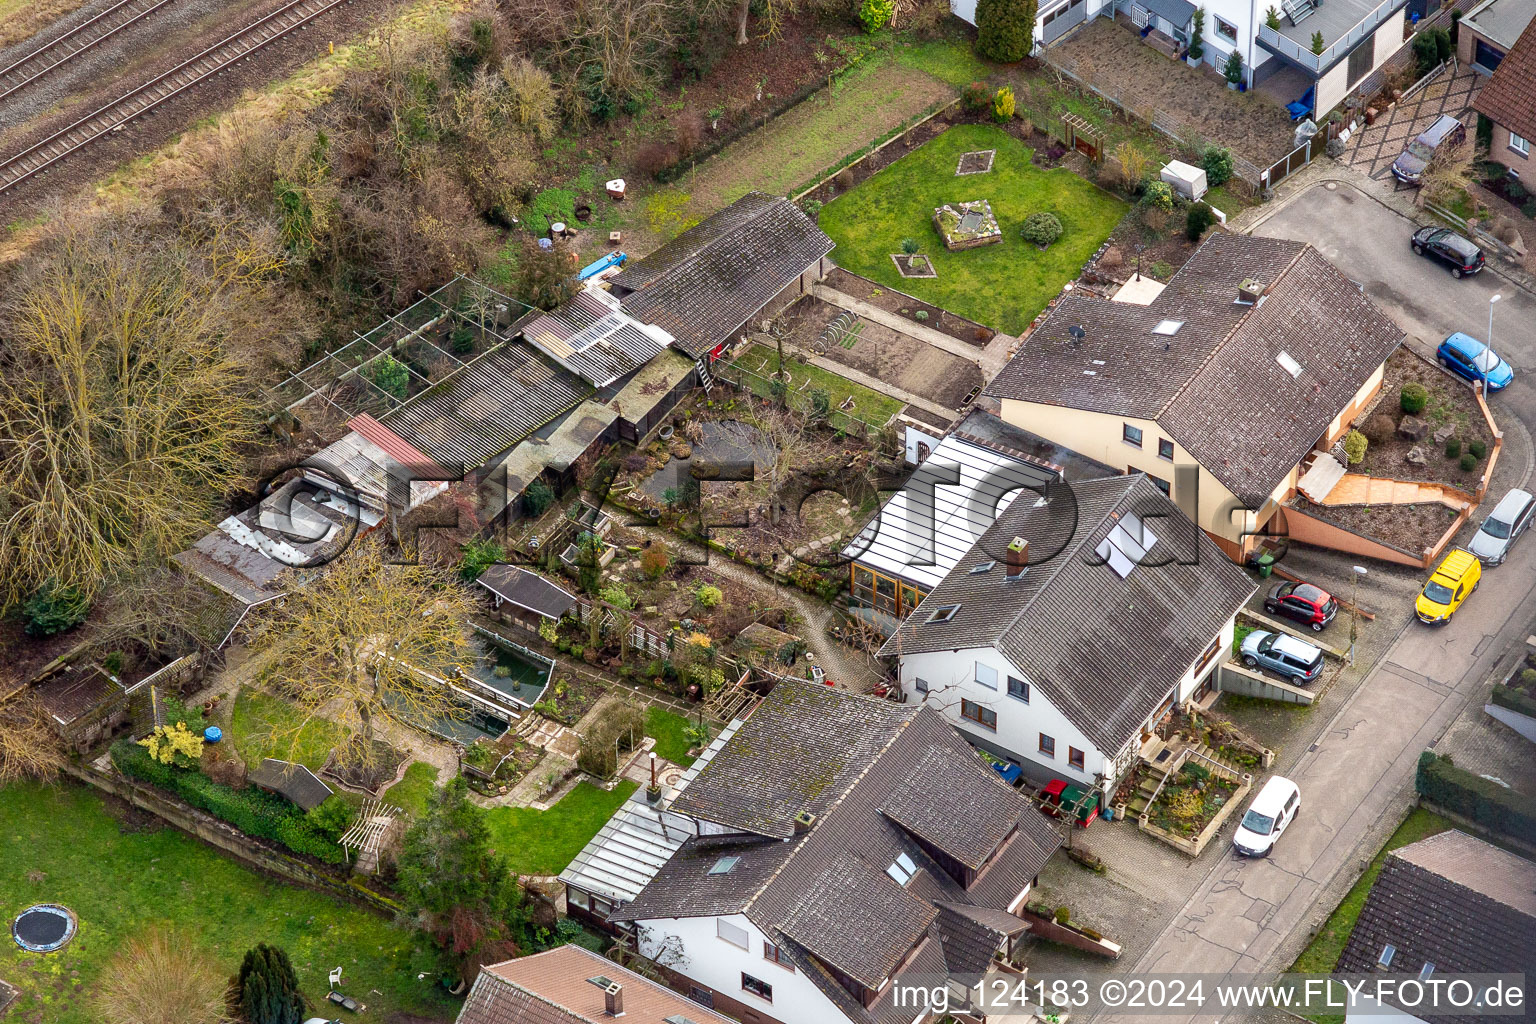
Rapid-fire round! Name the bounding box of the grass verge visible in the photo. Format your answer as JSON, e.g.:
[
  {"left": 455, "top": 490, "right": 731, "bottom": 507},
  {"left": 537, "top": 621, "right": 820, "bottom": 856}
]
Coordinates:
[
  {"left": 0, "top": 782, "right": 450, "bottom": 1024},
  {"left": 484, "top": 780, "right": 638, "bottom": 876},
  {"left": 818, "top": 123, "right": 1127, "bottom": 333},
  {"left": 646, "top": 707, "right": 706, "bottom": 767},
  {"left": 229, "top": 688, "right": 347, "bottom": 771},
  {"left": 383, "top": 761, "right": 441, "bottom": 818}
]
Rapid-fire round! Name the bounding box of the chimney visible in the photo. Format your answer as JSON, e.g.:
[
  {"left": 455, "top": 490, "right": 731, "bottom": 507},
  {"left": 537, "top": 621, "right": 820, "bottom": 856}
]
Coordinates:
[
  {"left": 794, "top": 810, "right": 817, "bottom": 833},
  {"left": 1237, "top": 278, "right": 1265, "bottom": 305},
  {"left": 604, "top": 982, "right": 624, "bottom": 1017},
  {"left": 1006, "top": 536, "right": 1029, "bottom": 578}
]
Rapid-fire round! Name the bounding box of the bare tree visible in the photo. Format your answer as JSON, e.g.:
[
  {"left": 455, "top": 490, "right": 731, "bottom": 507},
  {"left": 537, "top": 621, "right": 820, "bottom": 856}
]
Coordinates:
[
  {"left": 92, "top": 926, "right": 228, "bottom": 1024},
  {"left": 1418, "top": 135, "right": 1480, "bottom": 211},
  {"left": 246, "top": 537, "right": 478, "bottom": 770},
  {"left": 737, "top": 405, "right": 841, "bottom": 526},
  {"left": 0, "top": 214, "right": 264, "bottom": 611},
  {"left": 0, "top": 695, "right": 67, "bottom": 786}
]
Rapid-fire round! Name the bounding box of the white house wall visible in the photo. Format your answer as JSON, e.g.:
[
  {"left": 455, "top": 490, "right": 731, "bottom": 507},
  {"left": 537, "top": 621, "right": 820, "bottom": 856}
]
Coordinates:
[
  {"left": 634, "top": 913, "right": 852, "bottom": 1024},
  {"left": 896, "top": 646, "right": 1111, "bottom": 788},
  {"left": 949, "top": 0, "right": 1116, "bottom": 49}
]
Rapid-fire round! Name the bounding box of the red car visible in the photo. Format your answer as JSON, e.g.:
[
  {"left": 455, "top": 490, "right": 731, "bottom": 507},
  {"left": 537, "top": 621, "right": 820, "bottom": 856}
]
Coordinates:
[{"left": 1263, "top": 581, "right": 1337, "bottom": 632}]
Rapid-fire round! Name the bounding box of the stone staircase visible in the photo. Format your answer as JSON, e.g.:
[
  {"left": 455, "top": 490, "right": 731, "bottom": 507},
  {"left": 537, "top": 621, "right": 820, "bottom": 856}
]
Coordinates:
[{"left": 1127, "top": 741, "right": 1248, "bottom": 820}]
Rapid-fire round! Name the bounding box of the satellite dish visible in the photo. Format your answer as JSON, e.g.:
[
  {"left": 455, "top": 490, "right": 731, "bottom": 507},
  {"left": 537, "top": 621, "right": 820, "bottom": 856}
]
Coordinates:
[{"left": 1068, "top": 325, "right": 1086, "bottom": 346}]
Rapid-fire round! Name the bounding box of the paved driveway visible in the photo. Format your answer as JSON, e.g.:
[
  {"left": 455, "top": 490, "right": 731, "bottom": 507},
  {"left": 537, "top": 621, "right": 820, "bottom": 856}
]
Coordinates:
[{"left": 1342, "top": 64, "right": 1481, "bottom": 182}]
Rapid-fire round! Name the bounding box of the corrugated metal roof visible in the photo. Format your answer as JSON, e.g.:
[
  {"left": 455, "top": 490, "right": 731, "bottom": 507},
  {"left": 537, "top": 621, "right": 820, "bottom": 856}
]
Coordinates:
[
  {"left": 379, "top": 343, "right": 592, "bottom": 469},
  {"left": 519, "top": 291, "right": 672, "bottom": 388},
  {"left": 844, "top": 434, "right": 1056, "bottom": 589}
]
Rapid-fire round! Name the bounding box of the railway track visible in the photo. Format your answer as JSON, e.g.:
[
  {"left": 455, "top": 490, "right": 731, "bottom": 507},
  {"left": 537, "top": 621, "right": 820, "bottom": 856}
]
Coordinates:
[
  {"left": 0, "top": 0, "right": 178, "bottom": 105},
  {"left": 0, "top": 0, "right": 347, "bottom": 196}
]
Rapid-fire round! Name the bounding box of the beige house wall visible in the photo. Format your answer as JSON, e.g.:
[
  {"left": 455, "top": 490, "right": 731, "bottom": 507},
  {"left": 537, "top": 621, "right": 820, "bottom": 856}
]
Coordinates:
[{"left": 1316, "top": 11, "right": 1407, "bottom": 113}]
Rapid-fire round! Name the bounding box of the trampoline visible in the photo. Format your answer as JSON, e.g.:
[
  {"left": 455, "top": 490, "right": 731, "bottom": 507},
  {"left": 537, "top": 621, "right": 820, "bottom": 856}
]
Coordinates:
[{"left": 12, "top": 905, "right": 76, "bottom": 952}]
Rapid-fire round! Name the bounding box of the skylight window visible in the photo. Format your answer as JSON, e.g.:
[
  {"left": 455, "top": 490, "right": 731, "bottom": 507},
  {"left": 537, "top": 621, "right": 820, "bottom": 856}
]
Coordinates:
[
  {"left": 886, "top": 852, "right": 918, "bottom": 885},
  {"left": 1378, "top": 945, "right": 1395, "bottom": 968},
  {"left": 666, "top": 1016, "right": 703, "bottom": 1024},
  {"left": 1420, "top": 963, "right": 1436, "bottom": 980},
  {"left": 927, "top": 604, "right": 961, "bottom": 623},
  {"left": 1094, "top": 512, "right": 1158, "bottom": 579},
  {"left": 1152, "top": 319, "right": 1184, "bottom": 336},
  {"left": 586, "top": 976, "right": 615, "bottom": 989},
  {"left": 1276, "top": 350, "right": 1303, "bottom": 378},
  {"left": 708, "top": 856, "right": 741, "bottom": 875},
  {"left": 969, "top": 561, "right": 996, "bottom": 574}
]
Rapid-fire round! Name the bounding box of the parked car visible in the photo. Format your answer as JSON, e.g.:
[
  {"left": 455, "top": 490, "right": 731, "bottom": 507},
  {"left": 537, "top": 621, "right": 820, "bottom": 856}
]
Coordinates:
[
  {"left": 1415, "top": 548, "right": 1481, "bottom": 625},
  {"left": 1391, "top": 114, "right": 1466, "bottom": 184},
  {"left": 1263, "top": 580, "right": 1337, "bottom": 631},
  {"left": 1233, "top": 775, "right": 1301, "bottom": 857},
  {"left": 1437, "top": 332, "right": 1514, "bottom": 391},
  {"left": 1240, "top": 630, "right": 1325, "bottom": 685},
  {"left": 1469, "top": 488, "right": 1534, "bottom": 566},
  {"left": 1411, "top": 226, "right": 1485, "bottom": 278}
]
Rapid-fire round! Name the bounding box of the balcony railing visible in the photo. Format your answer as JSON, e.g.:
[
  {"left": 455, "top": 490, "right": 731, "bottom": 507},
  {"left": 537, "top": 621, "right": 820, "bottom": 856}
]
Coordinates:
[{"left": 1256, "top": 0, "right": 1401, "bottom": 75}]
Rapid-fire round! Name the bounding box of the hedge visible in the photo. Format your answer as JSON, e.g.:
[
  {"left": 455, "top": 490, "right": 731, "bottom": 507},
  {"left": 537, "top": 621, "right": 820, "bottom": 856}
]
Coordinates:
[
  {"left": 1491, "top": 684, "right": 1536, "bottom": 720},
  {"left": 1415, "top": 750, "right": 1536, "bottom": 846},
  {"left": 110, "top": 740, "right": 346, "bottom": 864}
]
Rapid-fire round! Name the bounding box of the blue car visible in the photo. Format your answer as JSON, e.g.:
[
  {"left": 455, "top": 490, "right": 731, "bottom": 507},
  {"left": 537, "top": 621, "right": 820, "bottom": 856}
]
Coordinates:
[{"left": 1437, "top": 332, "right": 1514, "bottom": 392}]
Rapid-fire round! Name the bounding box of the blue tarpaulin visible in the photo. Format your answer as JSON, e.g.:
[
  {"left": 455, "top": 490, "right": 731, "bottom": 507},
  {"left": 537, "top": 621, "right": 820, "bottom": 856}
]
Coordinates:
[{"left": 579, "top": 251, "right": 627, "bottom": 280}]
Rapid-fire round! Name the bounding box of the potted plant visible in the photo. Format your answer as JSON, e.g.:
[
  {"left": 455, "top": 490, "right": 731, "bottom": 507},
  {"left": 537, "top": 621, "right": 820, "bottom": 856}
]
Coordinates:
[
  {"left": 1224, "top": 49, "right": 1244, "bottom": 89},
  {"left": 1187, "top": 8, "right": 1206, "bottom": 64}
]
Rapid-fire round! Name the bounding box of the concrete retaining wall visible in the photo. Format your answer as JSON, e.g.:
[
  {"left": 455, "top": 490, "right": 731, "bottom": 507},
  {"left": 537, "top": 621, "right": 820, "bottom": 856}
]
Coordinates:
[
  {"left": 1217, "top": 662, "right": 1316, "bottom": 705},
  {"left": 1485, "top": 704, "right": 1536, "bottom": 745},
  {"left": 64, "top": 761, "right": 404, "bottom": 916}
]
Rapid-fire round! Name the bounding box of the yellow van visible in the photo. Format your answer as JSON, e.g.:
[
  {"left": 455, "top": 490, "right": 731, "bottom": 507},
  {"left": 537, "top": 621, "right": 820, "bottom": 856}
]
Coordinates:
[{"left": 1415, "top": 549, "right": 1481, "bottom": 626}]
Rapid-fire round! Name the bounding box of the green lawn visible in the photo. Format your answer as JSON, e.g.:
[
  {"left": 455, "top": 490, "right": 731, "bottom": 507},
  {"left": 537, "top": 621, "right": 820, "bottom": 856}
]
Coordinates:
[
  {"left": 645, "top": 707, "right": 710, "bottom": 768},
  {"left": 1290, "top": 807, "right": 1456, "bottom": 1022},
  {"left": 732, "top": 343, "right": 906, "bottom": 426},
  {"left": 383, "top": 760, "right": 441, "bottom": 818},
  {"left": 484, "top": 780, "right": 638, "bottom": 876},
  {"left": 818, "top": 123, "right": 1128, "bottom": 333},
  {"left": 229, "top": 688, "right": 348, "bottom": 771},
  {"left": 0, "top": 782, "right": 452, "bottom": 1024}
]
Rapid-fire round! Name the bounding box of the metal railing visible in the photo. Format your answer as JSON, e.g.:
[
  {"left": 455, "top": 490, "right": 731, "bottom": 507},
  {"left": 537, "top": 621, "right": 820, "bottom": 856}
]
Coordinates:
[{"left": 1256, "top": 0, "right": 1403, "bottom": 74}]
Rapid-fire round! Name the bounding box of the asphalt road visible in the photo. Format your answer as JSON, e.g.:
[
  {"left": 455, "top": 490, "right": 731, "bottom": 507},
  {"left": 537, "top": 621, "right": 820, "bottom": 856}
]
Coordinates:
[{"left": 1101, "top": 182, "right": 1536, "bottom": 1023}]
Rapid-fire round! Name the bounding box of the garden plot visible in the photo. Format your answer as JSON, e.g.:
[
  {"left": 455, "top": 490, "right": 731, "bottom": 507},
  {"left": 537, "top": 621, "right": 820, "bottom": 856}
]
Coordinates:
[{"left": 818, "top": 124, "right": 1126, "bottom": 333}]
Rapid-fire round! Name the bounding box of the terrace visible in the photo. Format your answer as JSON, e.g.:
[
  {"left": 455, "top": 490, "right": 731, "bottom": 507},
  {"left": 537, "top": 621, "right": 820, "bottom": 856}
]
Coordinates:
[{"left": 1257, "top": 0, "right": 1409, "bottom": 76}]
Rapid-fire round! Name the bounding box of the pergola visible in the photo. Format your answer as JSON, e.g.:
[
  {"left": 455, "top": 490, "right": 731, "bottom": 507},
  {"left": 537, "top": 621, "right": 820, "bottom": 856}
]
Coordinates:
[
  {"left": 338, "top": 797, "right": 407, "bottom": 874},
  {"left": 1061, "top": 113, "right": 1105, "bottom": 163}
]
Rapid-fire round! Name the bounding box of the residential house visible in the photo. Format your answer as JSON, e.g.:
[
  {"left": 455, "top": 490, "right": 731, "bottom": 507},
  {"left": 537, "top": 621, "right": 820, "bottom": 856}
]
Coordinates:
[
  {"left": 1336, "top": 829, "right": 1536, "bottom": 1022},
  {"left": 606, "top": 680, "right": 1059, "bottom": 1024},
  {"left": 983, "top": 233, "right": 1404, "bottom": 562},
  {"left": 456, "top": 944, "right": 740, "bottom": 1024},
  {"left": 880, "top": 475, "right": 1255, "bottom": 793},
  {"left": 1471, "top": 9, "right": 1536, "bottom": 180},
  {"left": 844, "top": 409, "right": 1113, "bottom": 632},
  {"left": 949, "top": 0, "right": 1114, "bottom": 47},
  {"left": 606, "top": 191, "right": 835, "bottom": 381}
]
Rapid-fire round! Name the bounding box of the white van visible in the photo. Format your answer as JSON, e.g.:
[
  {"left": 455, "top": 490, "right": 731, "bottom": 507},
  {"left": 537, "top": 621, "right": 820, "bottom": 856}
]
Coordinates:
[
  {"left": 1232, "top": 776, "right": 1301, "bottom": 857},
  {"left": 1469, "top": 488, "right": 1534, "bottom": 566}
]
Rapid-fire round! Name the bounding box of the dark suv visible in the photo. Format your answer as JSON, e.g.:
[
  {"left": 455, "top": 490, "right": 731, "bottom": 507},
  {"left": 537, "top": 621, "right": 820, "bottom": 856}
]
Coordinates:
[
  {"left": 1263, "top": 580, "right": 1337, "bottom": 631},
  {"left": 1412, "top": 226, "right": 1485, "bottom": 278}
]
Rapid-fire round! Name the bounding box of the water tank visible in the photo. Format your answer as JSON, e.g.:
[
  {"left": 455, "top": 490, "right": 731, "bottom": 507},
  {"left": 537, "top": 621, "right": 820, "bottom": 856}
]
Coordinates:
[{"left": 204, "top": 726, "right": 222, "bottom": 743}]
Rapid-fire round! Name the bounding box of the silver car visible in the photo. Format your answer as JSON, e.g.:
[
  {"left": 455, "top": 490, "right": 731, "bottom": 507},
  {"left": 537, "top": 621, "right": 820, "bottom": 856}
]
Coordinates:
[{"left": 1469, "top": 488, "right": 1534, "bottom": 566}]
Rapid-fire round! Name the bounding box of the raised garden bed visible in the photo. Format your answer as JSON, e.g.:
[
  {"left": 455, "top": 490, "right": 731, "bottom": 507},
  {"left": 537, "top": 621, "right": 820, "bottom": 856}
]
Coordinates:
[
  {"left": 823, "top": 267, "right": 994, "bottom": 346},
  {"left": 1139, "top": 752, "right": 1250, "bottom": 856},
  {"left": 933, "top": 199, "right": 1002, "bottom": 250},
  {"left": 956, "top": 149, "right": 995, "bottom": 175},
  {"left": 1289, "top": 499, "right": 1461, "bottom": 556},
  {"left": 1351, "top": 348, "right": 1497, "bottom": 486},
  {"left": 890, "top": 253, "right": 938, "bottom": 277},
  {"left": 462, "top": 736, "right": 545, "bottom": 796},
  {"left": 531, "top": 675, "right": 610, "bottom": 726}
]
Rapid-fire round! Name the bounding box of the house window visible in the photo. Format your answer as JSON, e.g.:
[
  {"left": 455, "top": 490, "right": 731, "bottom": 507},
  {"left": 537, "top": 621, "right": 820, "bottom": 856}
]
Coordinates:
[
  {"left": 914, "top": 677, "right": 930, "bottom": 694},
  {"left": 961, "top": 699, "right": 998, "bottom": 730},
  {"left": 1511, "top": 131, "right": 1531, "bottom": 157},
  {"left": 592, "top": 896, "right": 613, "bottom": 915},
  {"left": 718, "top": 919, "right": 749, "bottom": 949},
  {"left": 1123, "top": 423, "right": 1143, "bottom": 447},
  {"left": 927, "top": 603, "right": 960, "bottom": 623},
  {"left": 1214, "top": 15, "right": 1237, "bottom": 41},
  {"left": 975, "top": 662, "right": 998, "bottom": 690},
  {"left": 1158, "top": 437, "right": 1175, "bottom": 461},
  {"left": 1069, "top": 747, "right": 1086, "bottom": 770},
  {"left": 1378, "top": 944, "right": 1396, "bottom": 968},
  {"left": 1195, "top": 636, "right": 1223, "bottom": 676},
  {"left": 1007, "top": 676, "right": 1030, "bottom": 703},
  {"left": 1475, "top": 39, "right": 1505, "bottom": 72},
  {"left": 763, "top": 941, "right": 794, "bottom": 971},
  {"left": 742, "top": 973, "right": 774, "bottom": 1002},
  {"left": 1148, "top": 474, "right": 1171, "bottom": 496},
  {"left": 1039, "top": 733, "right": 1056, "bottom": 758},
  {"left": 567, "top": 888, "right": 591, "bottom": 910},
  {"left": 1347, "top": 33, "right": 1374, "bottom": 88},
  {"left": 886, "top": 852, "right": 918, "bottom": 885}
]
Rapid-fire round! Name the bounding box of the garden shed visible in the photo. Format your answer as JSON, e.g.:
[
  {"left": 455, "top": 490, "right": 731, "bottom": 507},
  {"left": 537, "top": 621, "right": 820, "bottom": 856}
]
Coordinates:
[
  {"left": 478, "top": 565, "right": 579, "bottom": 632},
  {"left": 247, "top": 759, "right": 334, "bottom": 811}
]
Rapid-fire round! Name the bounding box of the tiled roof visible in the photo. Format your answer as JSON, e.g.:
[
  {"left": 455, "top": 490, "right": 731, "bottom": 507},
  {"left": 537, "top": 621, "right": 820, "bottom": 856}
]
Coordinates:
[
  {"left": 1337, "top": 831, "right": 1536, "bottom": 1022},
  {"left": 611, "top": 192, "right": 834, "bottom": 357},
  {"left": 476, "top": 566, "right": 578, "bottom": 620},
  {"left": 883, "top": 475, "right": 1257, "bottom": 753},
  {"left": 379, "top": 343, "right": 592, "bottom": 470},
  {"left": 618, "top": 683, "right": 1059, "bottom": 1024},
  {"left": 1474, "top": 19, "right": 1536, "bottom": 143},
  {"left": 34, "top": 665, "right": 123, "bottom": 726},
  {"left": 984, "top": 234, "right": 1402, "bottom": 506},
  {"left": 459, "top": 945, "right": 738, "bottom": 1024}
]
